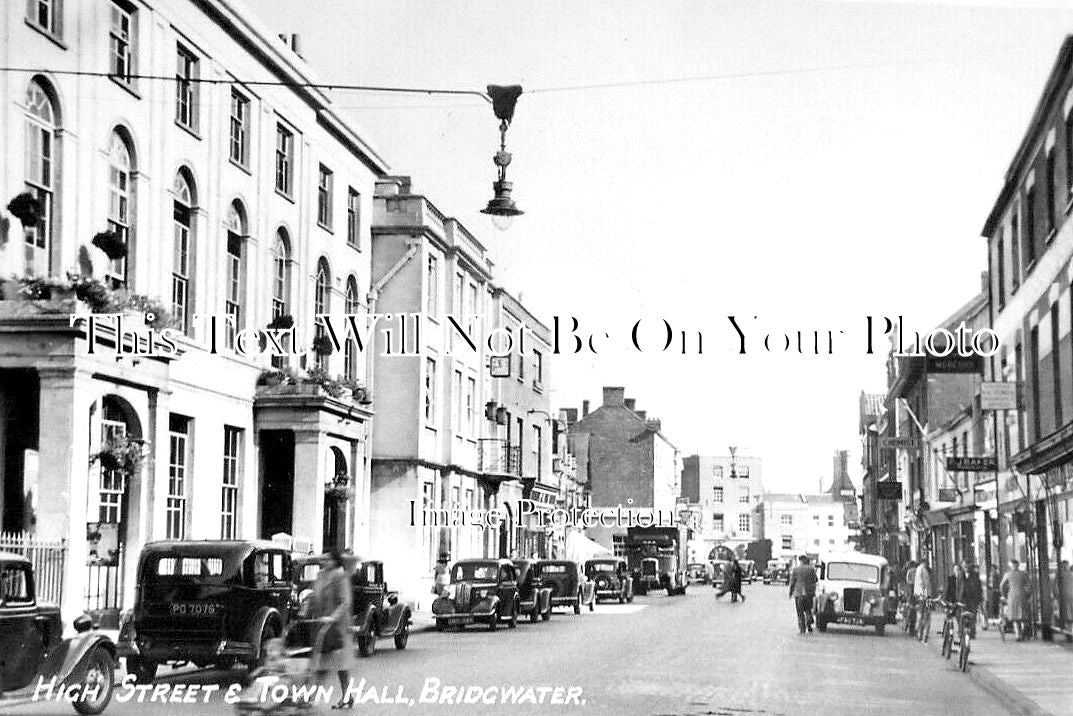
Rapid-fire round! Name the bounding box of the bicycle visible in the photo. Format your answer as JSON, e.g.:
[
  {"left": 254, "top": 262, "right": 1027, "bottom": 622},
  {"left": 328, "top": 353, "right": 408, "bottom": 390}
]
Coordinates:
[
  {"left": 939, "top": 601, "right": 974, "bottom": 672},
  {"left": 897, "top": 595, "right": 914, "bottom": 634}
]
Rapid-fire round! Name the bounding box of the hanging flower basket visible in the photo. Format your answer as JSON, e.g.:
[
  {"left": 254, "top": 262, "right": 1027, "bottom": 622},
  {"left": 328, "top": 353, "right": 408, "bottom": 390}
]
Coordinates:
[
  {"left": 7, "top": 192, "right": 42, "bottom": 228},
  {"left": 325, "top": 473, "right": 352, "bottom": 501},
  {"left": 90, "top": 437, "right": 147, "bottom": 475},
  {"left": 312, "top": 334, "right": 335, "bottom": 356},
  {"left": 91, "top": 230, "right": 128, "bottom": 260},
  {"left": 267, "top": 314, "right": 294, "bottom": 330}
]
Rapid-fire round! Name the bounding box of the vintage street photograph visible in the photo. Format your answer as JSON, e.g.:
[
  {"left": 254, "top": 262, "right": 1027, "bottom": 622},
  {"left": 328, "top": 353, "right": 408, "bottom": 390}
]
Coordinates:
[{"left": 1, "top": 0, "right": 1073, "bottom": 714}]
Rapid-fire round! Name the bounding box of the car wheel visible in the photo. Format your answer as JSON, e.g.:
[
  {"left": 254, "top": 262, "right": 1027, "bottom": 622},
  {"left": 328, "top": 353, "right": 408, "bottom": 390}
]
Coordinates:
[
  {"left": 619, "top": 591, "right": 625, "bottom": 605},
  {"left": 252, "top": 624, "right": 278, "bottom": 670},
  {"left": 393, "top": 620, "right": 410, "bottom": 650},
  {"left": 73, "top": 645, "right": 115, "bottom": 716},
  {"left": 573, "top": 593, "right": 581, "bottom": 615},
  {"left": 126, "top": 656, "right": 157, "bottom": 685},
  {"left": 358, "top": 622, "right": 377, "bottom": 657},
  {"left": 435, "top": 619, "right": 447, "bottom": 632},
  {"left": 875, "top": 624, "right": 886, "bottom": 637},
  {"left": 627, "top": 590, "right": 634, "bottom": 603},
  {"left": 487, "top": 612, "right": 498, "bottom": 632},
  {"left": 816, "top": 619, "right": 828, "bottom": 632},
  {"left": 589, "top": 595, "right": 594, "bottom": 611},
  {"left": 508, "top": 602, "right": 519, "bottom": 629},
  {"left": 542, "top": 605, "right": 551, "bottom": 621}
]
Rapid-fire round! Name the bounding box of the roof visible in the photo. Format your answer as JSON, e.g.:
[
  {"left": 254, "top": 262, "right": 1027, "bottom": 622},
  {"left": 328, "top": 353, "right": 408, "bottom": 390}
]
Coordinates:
[
  {"left": 819, "top": 551, "right": 888, "bottom": 567},
  {"left": 141, "top": 539, "right": 280, "bottom": 559},
  {"left": 761, "top": 493, "right": 837, "bottom": 504},
  {"left": 982, "top": 35, "right": 1073, "bottom": 236}
]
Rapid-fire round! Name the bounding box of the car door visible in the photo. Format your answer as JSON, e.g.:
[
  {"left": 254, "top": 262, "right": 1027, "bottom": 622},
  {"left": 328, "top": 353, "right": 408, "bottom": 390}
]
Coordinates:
[{"left": 0, "top": 561, "right": 40, "bottom": 692}]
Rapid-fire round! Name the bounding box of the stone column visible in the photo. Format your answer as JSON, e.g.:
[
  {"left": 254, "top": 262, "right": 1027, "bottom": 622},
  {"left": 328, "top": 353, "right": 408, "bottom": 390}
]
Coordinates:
[
  {"left": 37, "top": 367, "right": 95, "bottom": 623},
  {"left": 292, "top": 430, "right": 324, "bottom": 553}
]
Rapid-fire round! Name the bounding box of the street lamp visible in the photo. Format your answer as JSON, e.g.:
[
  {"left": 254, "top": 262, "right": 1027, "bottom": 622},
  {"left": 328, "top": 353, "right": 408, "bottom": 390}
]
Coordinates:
[{"left": 481, "top": 84, "right": 524, "bottom": 231}]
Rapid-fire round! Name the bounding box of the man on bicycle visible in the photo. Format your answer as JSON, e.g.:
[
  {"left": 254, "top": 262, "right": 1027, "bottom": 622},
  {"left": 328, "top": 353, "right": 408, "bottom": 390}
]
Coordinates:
[
  {"left": 961, "top": 561, "right": 983, "bottom": 638},
  {"left": 914, "top": 557, "right": 934, "bottom": 641}
]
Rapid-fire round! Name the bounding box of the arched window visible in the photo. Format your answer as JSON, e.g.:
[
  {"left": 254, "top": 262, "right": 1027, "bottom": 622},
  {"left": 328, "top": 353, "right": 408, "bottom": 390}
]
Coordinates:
[
  {"left": 314, "top": 258, "right": 331, "bottom": 370},
  {"left": 270, "top": 229, "right": 291, "bottom": 369},
  {"left": 24, "top": 79, "right": 58, "bottom": 276},
  {"left": 224, "top": 201, "right": 248, "bottom": 348},
  {"left": 107, "top": 130, "right": 134, "bottom": 288},
  {"left": 172, "top": 169, "right": 196, "bottom": 333},
  {"left": 344, "top": 275, "right": 360, "bottom": 380}
]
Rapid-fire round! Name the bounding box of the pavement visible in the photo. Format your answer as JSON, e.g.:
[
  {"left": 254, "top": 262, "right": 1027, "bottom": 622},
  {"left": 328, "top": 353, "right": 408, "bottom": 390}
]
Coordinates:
[
  {"left": 13, "top": 582, "right": 1037, "bottom": 716},
  {"left": 917, "top": 613, "right": 1073, "bottom": 716}
]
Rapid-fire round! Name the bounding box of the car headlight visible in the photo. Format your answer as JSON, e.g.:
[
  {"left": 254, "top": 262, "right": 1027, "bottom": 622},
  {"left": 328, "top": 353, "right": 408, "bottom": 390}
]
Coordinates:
[{"left": 445, "top": 584, "right": 457, "bottom": 599}]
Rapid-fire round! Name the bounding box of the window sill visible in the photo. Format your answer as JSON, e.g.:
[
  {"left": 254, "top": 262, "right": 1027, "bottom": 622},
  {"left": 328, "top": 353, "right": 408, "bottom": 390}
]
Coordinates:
[
  {"left": 25, "top": 19, "right": 67, "bottom": 50},
  {"left": 346, "top": 241, "right": 363, "bottom": 253},
  {"left": 229, "top": 158, "right": 251, "bottom": 176},
  {"left": 175, "top": 120, "right": 201, "bottom": 141},
  {"left": 317, "top": 222, "right": 334, "bottom": 235},
  {"left": 109, "top": 76, "right": 141, "bottom": 99},
  {"left": 275, "top": 188, "right": 295, "bottom": 204},
  {"left": 1046, "top": 228, "right": 1057, "bottom": 245}
]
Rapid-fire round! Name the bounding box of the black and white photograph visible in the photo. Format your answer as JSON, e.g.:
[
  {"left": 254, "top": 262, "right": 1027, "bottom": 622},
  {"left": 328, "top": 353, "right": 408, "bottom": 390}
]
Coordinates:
[{"left": 1, "top": 0, "right": 1073, "bottom": 714}]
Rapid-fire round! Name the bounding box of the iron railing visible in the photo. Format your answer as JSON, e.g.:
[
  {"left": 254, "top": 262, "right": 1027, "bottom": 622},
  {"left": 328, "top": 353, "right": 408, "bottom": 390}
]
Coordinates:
[
  {"left": 478, "top": 439, "right": 521, "bottom": 476},
  {"left": 0, "top": 531, "right": 67, "bottom": 604}
]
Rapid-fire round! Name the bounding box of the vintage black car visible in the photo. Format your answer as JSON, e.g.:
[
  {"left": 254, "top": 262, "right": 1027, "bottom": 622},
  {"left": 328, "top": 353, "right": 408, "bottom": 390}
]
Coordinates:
[
  {"left": 584, "top": 558, "right": 634, "bottom": 603},
  {"left": 1, "top": 551, "right": 116, "bottom": 715},
  {"left": 292, "top": 556, "right": 411, "bottom": 657},
  {"left": 536, "top": 560, "right": 596, "bottom": 613},
  {"left": 762, "top": 559, "right": 790, "bottom": 585},
  {"left": 512, "top": 560, "right": 553, "bottom": 622},
  {"left": 686, "top": 562, "right": 711, "bottom": 585},
  {"left": 431, "top": 559, "right": 519, "bottom": 631},
  {"left": 117, "top": 540, "right": 294, "bottom": 683}
]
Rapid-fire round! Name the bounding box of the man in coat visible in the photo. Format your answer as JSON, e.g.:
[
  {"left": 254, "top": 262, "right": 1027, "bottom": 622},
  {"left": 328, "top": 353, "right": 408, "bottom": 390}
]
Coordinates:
[
  {"left": 961, "top": 562, "right": 984, "bottom": 638},
  {"left": 717, "top": 557, "right": 746, "bottom": 603},
  {"left": 788, "top": 555, "right": 818, "bottom": 634}
]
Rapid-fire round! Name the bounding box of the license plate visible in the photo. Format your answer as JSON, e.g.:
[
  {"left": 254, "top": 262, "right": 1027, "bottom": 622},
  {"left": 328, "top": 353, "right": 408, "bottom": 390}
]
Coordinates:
[
  {"left": 841, "top": 616, "right": 865, "bottom": 626},
  {"left": 170, "top": 602, "right": 220, "bottom": 617}
]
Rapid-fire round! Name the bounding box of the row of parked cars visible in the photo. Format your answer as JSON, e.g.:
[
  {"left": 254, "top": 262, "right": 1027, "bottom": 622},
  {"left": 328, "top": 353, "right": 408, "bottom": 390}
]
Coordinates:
[
  {"left": 430, "top": 557, "right": 635, "bottom": 631},
  {"left": 0, "top": 541, "right": 642, "bottom": 714}
]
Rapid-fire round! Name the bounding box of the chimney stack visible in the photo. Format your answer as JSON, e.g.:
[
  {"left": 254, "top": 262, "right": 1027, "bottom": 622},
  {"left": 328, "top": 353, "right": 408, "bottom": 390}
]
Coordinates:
[
  {"left": 624, "top": 398, "right": 636, "bottom": 411},
  {"left": 602, "top": 386, "right": 626, "bottom": 407},
  {"left": 635, "top": 410, "right": 647, "bottom": 420},
  {"left": 560, "top": 408, "right": 578, "bottom": 425},
  {"left": 582, "top": 400, "right": 590, "bottom": 417},
  {"left": 646, "top": 419, "right": 662, "bottom": 433}
]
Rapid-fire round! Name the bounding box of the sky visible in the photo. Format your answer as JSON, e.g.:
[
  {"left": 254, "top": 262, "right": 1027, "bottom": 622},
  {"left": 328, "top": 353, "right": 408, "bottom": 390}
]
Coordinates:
[{"left": 256, "top": 0, "right": 1073, "bottom": 493}]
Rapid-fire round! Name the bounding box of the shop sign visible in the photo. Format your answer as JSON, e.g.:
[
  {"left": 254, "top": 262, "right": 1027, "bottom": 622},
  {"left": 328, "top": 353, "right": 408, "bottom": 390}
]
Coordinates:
[
  {"left": 489, "top": 355, "right": 511, "bottom": 378},
  {"left": 980, "top": 382, "right": 1018, "bottom": 411},
  {"left": 926, "top": 355, "right": 982, "bottom": 374},
  {"left": 946, "top": 456, "right": 998, "bottom": 472},
  {"left": 881, "top": 436, "right": 920, "bottom": 450},
  {"left": 937, "top": 488, "right": 959, "bottom": 502},
  {"left": 86, "top": 523, "right": 120, "bottom": 566}
]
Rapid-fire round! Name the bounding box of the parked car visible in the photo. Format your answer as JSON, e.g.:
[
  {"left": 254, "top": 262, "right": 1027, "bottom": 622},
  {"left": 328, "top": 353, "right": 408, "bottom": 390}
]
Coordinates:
[
  {"left": 512, "top": 560, "right": 553, "bottom": 622},
  {"left": 117, "top": 540, "right": 295, "bottom": 683},
  {"left": 431, "top": 559, "right": 519, "bottom": 631},
  {"left": 686, "top": 562, "right": 711, "bottom": 585},
  {"left": 536, "top": 560, "right": 596, "bottom": 613},
  {"left": 814, "top": 552, "right": 891, "bottom": 636},
  {"left": 584, "top": 558, "right": 634, "bottom": 603},
  {"left": 762, "top": 559, "right": 790, "bottom": 585},
  {"left": 710, "top": 560, "right": 729, "bottom": 589},
  {"left": 292, "top": 556, "right": 412, "bottom": 657},
  {"left": 739, "top": 559, "right": 758, "bottom": 583},
  {"left": 0, "top": 551, "right": 116, "bottom": 714}
]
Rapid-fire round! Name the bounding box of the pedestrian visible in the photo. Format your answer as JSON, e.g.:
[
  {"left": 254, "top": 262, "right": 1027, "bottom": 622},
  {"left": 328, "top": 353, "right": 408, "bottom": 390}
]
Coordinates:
[
  {"left": 944, "top": 563, "right": 964, "bottom": 603},
  {"left": 1000, "top": 559, "right": 1028, "bottom": 641},
  {"left": 432, "top": 550, "right": 450, "bottom": 597},
  {"left": 902, "top": 559, "right": 918, "bottom": 634},
  {"left": 788, "top": 555, "right": 818, "bottom": 634},
  {"left": 717, "top": 557, "right": 747, "bottom": 603},
  {"left": 961, "top": 562, "right": 983, "bottom": 638},
  {"left": 1055, "top": 561, "right": 1073, "bottom": 632},
  {"left": 914, "top": 558, "right": 934, "bottom": 642},
  {"left": 312, "top": 548, "right": 357, "bottom": 709},
  {"left": 987, "top": 564, "right": 1002, "bottom": 624}
]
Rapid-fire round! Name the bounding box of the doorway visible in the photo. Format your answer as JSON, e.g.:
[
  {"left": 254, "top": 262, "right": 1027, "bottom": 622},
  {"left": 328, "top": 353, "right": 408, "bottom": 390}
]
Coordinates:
[{"left": 260, "top": 430, "right": 294, "bottom": 539}]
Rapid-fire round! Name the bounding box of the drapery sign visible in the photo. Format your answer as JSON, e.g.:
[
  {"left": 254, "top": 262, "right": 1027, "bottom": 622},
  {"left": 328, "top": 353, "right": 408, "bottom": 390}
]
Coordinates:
[
  {"left": 980, "top": 382, "right": 1018, "bottom": 411},
  {"left": 86, "top": 523, "right": 120, "bottom": 566}
]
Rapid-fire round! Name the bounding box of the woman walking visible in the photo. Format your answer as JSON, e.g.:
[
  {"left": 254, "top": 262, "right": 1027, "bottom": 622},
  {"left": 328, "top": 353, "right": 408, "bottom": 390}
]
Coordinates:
[
  {"left": 313, "top": 549, "right": 357, "bottom": 709},
  {"left": 1000, "top": 559, "right": 1028, "bottom": 641}
]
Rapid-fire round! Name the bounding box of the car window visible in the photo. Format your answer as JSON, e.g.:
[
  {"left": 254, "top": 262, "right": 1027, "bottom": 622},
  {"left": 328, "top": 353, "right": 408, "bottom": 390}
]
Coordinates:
[
  {"left": 0, "top": 564, "right": 33, "bottom": 605},
  {"left": 499, "top": 565, "right": 514, "bottom": 582},
  {"left": 826, "top": 562, "right": 879, "bottom": 583},
  {"left": 298, "top": 563, "right": 320, "bottom": 583},
  {"left": 590, "top": 563, "right": 615, "bottom": 572},
  {"left": 157, "top": 557, "right": 225, "bottom": 577},
  {"left": 541, "top": 564, "right": 568, "bottom": 574},
  {"left": 251, "top": 552, "right": 287, "bottom": 586},
  {"left": 452, "top": 563, "right": 497, "bottom": 581}
]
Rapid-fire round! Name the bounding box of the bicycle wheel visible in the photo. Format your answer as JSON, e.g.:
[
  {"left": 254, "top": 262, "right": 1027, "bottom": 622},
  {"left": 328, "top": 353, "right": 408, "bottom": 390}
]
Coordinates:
[
  {"left": 999, "top": 617, "right": 1007, "bottom": 642},
  {"left": 958, "top": 633, "right": 971, "bottom": 672},
  {"left": 941, "top": 621, "right": 953, "bottom": 659}
]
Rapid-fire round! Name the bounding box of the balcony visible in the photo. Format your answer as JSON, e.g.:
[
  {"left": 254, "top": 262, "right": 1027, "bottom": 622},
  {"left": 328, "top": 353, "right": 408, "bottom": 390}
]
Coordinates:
[{"left": 478, "top": 438, "right": 521, "bottom": 476}]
